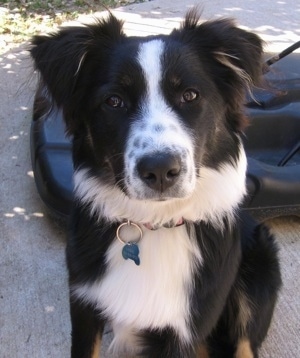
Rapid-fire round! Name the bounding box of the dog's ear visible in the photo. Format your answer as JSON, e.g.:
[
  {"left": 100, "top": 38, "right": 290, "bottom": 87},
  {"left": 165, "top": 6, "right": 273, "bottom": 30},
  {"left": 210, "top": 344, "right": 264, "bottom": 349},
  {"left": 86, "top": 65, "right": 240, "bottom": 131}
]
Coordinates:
[
  {"left": 30, "top": 14, "right": 124, "bottom": 134},
  {"left": 181, "top": 10, "right": 264, "bottom": 131}
]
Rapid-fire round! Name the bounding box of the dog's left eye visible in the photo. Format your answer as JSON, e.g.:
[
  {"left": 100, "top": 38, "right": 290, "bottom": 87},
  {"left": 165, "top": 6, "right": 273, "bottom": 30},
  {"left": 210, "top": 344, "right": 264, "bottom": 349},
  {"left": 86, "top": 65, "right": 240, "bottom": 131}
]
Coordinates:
[
  {"left": 105, "top": 95, "right": 125, "bottom": 109},
  {"left": 181, "top": 89, "right": 200, "bottom": 103}
]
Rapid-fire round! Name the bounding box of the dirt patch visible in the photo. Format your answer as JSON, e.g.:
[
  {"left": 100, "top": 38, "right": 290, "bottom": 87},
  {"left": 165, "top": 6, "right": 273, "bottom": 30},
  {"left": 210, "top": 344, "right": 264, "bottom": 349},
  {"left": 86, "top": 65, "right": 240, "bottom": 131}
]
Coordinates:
[{"left": 0, "top": 0, "right": 142, "bottom": 54}]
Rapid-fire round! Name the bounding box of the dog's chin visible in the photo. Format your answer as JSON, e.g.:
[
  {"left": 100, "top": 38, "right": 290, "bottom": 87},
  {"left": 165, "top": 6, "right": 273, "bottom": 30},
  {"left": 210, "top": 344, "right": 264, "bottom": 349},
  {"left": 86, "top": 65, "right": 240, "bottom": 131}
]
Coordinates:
[
  {"left": 127, "top": 189, "right": 193, "bottom": 203},
  {"left": 141, "top": 196, "right": 172, "bottom": 202}
]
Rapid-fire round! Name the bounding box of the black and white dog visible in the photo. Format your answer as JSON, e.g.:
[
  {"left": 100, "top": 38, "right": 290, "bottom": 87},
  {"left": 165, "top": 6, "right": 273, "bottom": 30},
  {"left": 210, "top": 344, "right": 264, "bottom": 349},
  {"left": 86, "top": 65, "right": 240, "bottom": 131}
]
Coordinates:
[{"left": 31, "top": 10, "right": 281, "bottom": 358}]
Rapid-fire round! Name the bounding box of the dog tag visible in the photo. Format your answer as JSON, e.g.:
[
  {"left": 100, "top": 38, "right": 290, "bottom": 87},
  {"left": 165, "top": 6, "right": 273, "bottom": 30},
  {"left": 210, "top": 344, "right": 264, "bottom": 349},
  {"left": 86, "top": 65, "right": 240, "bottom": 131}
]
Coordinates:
[
  {"left": 117, "top": 221, "right": 143, "bottom": 266},
  {"left": 122, "top": 243, "right": 140, "bottom": 266}
]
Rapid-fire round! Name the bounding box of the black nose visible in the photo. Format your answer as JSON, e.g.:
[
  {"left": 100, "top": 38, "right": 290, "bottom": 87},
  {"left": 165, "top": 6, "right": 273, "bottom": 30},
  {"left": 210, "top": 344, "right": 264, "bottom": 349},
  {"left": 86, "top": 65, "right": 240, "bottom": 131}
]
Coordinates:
[{"left": 137, "top": 153, "right": 181, "bottom": 192}]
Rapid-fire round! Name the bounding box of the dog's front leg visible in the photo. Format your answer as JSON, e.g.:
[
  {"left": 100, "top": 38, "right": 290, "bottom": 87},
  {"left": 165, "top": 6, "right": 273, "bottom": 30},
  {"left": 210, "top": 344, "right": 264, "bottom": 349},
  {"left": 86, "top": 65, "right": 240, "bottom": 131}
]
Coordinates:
[{"left": 70, "top": 297, "right": 104, "bottom": 358}]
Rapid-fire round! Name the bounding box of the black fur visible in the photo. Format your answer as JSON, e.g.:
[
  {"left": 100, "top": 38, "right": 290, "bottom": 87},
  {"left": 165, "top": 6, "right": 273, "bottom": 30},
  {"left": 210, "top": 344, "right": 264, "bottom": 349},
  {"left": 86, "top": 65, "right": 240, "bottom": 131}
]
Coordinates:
[{"left": 31, "top": 10, "right": 281, "bottom": 358}]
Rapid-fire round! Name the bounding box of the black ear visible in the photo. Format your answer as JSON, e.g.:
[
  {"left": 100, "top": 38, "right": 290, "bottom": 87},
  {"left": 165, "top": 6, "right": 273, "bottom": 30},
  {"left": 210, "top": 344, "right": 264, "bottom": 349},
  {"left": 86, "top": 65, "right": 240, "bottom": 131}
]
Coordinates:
[
  {"left": 30, "top": 14, "right": 124, "bottom": 133},
  {"left": 181, "top": 10, "right": 264, "bottom": 131}
]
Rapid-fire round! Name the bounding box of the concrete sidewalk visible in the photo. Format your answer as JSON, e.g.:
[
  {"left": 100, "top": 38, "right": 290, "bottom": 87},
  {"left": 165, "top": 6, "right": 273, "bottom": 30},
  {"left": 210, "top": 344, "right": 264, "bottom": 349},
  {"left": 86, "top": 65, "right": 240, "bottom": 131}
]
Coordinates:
[{"left": 0, "top": 0, "right": 299, "bottom": 357}]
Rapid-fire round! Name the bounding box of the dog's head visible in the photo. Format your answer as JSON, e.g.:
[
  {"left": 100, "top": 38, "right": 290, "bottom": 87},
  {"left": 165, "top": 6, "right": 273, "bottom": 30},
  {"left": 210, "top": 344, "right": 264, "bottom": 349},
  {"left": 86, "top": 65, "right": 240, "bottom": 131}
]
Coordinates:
[{"left": 31, "top": 11, "right": 262, "bottom": 225}]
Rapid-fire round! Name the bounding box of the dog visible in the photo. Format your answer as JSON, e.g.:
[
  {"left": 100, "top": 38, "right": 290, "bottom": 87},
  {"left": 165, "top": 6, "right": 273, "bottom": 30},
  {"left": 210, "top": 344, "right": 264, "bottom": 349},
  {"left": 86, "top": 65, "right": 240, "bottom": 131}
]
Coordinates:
[{"left": 30, "top": 10, "right": 282, "bottom": 358}]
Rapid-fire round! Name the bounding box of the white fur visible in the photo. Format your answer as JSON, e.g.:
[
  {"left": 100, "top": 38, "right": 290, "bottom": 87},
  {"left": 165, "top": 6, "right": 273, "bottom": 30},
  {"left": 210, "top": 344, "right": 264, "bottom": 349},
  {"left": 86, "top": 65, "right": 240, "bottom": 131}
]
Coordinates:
[
  {"left": 72, "top": 223, "right": 202, "bottom": 353},
  {"left": 124, "top": 40, "right": 196, "bottom": 200},
  {"left": 72, "top": 39, "right": 248, "bottom": 354},
  {"left": 74, "top": 145, "right": 247, "bottom": 228}
]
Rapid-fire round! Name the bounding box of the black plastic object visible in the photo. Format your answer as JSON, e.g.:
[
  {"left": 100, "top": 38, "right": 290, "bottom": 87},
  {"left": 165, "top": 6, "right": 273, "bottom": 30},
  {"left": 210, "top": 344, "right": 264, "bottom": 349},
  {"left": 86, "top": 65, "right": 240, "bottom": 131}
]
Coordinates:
[
  {"left": 30, "top": 53, "right": 300, "bottom": 220},
  {"left": 242, "top": 53, "right": 300, "bottom": 219},
  {"left": 31, "top": 103, "right": 73, "bottom": 218}
]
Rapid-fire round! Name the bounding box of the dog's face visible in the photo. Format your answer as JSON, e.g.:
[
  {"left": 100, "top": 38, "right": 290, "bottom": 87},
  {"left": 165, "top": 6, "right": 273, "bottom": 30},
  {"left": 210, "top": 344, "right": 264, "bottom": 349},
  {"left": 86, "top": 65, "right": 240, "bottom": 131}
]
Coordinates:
[
  {"left": 31, "top": 11, "right": 262, "bottom": 223},
  {"left": 119, "top": 38, "right": 203, "bottom": 201},
  {"left": 88, "top": 37, "right": 204, "bottom": 202}
]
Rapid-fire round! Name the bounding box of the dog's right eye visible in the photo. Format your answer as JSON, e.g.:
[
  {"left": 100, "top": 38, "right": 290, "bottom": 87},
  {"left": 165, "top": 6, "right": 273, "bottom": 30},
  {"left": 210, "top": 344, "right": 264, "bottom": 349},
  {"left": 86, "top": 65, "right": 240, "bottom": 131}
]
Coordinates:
[{"left": 105, "top": 95, "right": 125, "bottom": 109}]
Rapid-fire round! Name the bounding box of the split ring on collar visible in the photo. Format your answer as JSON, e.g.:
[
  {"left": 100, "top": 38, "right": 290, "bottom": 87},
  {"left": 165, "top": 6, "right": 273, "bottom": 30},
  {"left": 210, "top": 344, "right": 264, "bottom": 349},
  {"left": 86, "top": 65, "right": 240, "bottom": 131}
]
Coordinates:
[{"left": 116, "top": 220, "right": 143, "bottom": 245}]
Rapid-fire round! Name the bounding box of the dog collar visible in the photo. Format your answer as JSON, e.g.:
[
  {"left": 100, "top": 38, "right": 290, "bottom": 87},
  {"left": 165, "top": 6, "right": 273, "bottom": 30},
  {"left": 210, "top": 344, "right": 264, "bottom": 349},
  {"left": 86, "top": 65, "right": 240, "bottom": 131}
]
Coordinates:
[
  {"left": 143, "top": 218, "right": 184, "bottom": 231},
  {"left": 116, "top": 218, "right": 185, "bottom": 266}
]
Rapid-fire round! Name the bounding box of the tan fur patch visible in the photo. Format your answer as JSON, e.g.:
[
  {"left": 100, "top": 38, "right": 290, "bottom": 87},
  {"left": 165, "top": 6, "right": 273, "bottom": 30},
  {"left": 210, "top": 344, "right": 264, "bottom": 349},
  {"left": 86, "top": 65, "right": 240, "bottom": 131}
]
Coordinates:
[
  {"left": 236, "top": 289, "right": 252, "bottom": 336},
  {"left": 197, "top": 343, "right": 210, "bottom": 358},
  {"left": 213, "top": 52, "right": 252, "bottom": 84},
  {"left": 91, "top": 332, "right": 101, "bottom": 358},
  {"left": 235, "top": 338, "right": 254, "bottom": 358}
]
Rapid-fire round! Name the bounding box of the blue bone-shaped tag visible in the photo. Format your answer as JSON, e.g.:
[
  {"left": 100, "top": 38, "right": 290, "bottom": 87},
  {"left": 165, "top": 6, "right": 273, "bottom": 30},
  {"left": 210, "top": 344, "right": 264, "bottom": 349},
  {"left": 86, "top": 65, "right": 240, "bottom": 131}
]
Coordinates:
[{"left": 122, "top": 243, "right": 140, "bottom": 266}]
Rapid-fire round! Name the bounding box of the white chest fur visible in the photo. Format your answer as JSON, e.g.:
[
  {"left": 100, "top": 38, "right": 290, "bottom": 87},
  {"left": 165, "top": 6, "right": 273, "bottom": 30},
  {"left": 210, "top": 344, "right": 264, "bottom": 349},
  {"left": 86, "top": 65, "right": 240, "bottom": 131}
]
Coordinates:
[{"left": 72, "top": 224, "right": 202, "bottom": 352}]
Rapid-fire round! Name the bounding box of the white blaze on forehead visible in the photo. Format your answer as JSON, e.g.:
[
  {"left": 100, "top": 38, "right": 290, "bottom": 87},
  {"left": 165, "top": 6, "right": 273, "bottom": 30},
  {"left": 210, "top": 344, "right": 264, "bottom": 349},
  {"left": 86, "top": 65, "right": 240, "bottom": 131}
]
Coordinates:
[
  {"left": 136, "top": 39, "right": 182, "bottom": 131},
  {"left": 135, "top": 38, "right": 192, "bottom": 145},
  {"left": 138, "top": 39, "right": 165, "bottom": 107}
]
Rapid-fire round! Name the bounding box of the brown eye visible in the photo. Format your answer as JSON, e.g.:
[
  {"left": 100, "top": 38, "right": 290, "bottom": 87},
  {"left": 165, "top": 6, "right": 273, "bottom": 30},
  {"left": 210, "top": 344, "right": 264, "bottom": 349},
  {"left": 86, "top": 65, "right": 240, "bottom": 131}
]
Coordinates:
[
  {"left": 105, "top": 95, "right": 124, "bottom": 108},
  {"left": 181, "top": 89, "right": 199, "bottom": 103}
]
